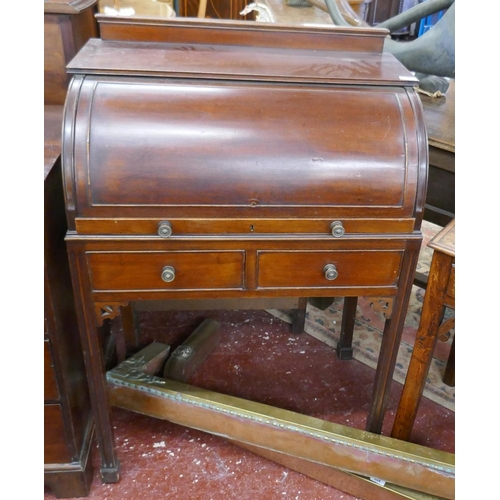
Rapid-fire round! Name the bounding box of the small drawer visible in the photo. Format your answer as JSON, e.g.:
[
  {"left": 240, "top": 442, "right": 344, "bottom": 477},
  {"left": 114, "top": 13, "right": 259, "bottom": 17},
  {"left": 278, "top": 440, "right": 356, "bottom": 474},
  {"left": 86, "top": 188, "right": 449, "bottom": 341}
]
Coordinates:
[
  {"left": 257, "top": 250, "right": 402, "bottom": 288},
  {"left": 87, "top": 250, "right": 245, "bottom": 291},
  {"left": 44, "top": 340, "right": 59, "bottom": 401}
]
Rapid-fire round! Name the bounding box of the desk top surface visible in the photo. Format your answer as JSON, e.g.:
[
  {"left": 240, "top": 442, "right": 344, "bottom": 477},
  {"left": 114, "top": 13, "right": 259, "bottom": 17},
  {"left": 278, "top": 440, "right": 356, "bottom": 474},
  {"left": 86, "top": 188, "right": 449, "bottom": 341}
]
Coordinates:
[{"left": 419, "top": 80, "right": 455, "bottom": 154}]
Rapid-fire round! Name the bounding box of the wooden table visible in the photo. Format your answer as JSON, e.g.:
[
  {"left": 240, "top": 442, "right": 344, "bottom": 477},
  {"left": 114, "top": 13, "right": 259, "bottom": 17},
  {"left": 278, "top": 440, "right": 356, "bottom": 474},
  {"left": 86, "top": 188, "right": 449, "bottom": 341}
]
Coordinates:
[
  {"left": 391, "top": 219, "right": 455, "bottom": 441},
  {"left": 419, "top": 81, "right": 455, "bottom": 226}
]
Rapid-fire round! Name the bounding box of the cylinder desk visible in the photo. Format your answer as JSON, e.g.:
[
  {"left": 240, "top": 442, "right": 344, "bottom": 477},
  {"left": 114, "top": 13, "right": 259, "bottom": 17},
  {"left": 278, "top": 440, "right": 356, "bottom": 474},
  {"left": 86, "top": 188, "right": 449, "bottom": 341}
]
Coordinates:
[{"left": 62, "top": 15, "right": 427, "bottom": 482}]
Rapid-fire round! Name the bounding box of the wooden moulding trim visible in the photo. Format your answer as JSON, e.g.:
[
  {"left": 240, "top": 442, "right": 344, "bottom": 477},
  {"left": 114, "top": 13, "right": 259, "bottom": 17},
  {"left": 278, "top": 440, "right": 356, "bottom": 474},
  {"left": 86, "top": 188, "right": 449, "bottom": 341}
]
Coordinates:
[
  {"left": 61, "top": 75, "right": 85, "bottom": 230},
  {"left": 95, "top": 15, "right": 388, "bottom": 53},
  {"left": 405, "top": 87, "right": 429, "bottom": 229},
  {"left": 107, "top": 343, "right": 454, "bottom": 499},
  {"left": 44, "top": 0, "right": 97, "bottom": 15},
  {"left": 95, "top": 14, "right": 388, "bottom": 37}
]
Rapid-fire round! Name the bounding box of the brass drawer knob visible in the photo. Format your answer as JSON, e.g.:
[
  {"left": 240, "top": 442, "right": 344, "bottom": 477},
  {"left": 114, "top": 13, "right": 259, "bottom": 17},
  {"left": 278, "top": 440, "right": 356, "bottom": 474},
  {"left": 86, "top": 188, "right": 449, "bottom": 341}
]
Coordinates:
[
  {"left": 161, "top": 266, "right": 176, "bottom": 282},
  {"left": 330, "top": 221, "right": 345, "bottom": 237},
  {"left": 158, "top": 221, "right": 173, "bottom": 238},
  {"left": 323, "top": 264, "right": 338, "bottom": 281}
]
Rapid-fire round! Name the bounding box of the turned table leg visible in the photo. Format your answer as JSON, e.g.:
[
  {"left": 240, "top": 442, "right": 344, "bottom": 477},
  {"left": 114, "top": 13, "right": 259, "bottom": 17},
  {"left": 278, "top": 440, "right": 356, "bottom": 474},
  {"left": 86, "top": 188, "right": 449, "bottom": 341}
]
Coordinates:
[
  {"left": 336, "top": 297, "right": 357, "bottom": 360},
  {"left": 365, "top": 240, "right": 421, "bottom": 434},
  {"left": 442, "top": 336, "right": 455, "bottom": 387},
  {"left": 291, "top": 297, "right": 308, "bottom": 334},
  {"left": 68, "top": 250, "right": 121, "bottom": 483}
]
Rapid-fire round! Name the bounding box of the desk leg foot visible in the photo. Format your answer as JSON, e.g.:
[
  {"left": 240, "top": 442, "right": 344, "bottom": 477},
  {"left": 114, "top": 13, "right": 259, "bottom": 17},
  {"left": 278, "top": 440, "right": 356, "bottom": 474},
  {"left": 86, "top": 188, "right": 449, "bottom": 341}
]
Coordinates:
[
  {"left": 336, "top": 297, "right": 357, "bottom": 360},
  {"left": 68, "top": 251, "right": 123, "bottom": 486},
  {"left": 336, "top": 346, "right": 353, "bottom": 360},
  {"left": 366, "top": 241, "right": 421, "bottom": 435},
  {"left": 291, "top": 298, "right": 308, "bottom": 334},
  {"left": 100, "top": 462, "right": 121, "bottom": 483}
]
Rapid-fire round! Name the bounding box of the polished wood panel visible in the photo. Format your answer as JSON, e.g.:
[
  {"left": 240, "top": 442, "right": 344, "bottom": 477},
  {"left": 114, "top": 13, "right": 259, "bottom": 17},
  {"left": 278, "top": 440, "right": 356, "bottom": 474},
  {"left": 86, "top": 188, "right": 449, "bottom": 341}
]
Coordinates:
[
  {"left": 96, "top": 14, "right": 389, "bottom": 52},
  {"left": 87, "top": 251, "right": 245, "bottom": 290},
  {"left": 44, "top": 1, "right": 98, "bottom": 104},
  {"left": 257, "top": 250, "right": 402, "bottom": 288},
  {"left": 44, "top": 341, "right": 60, "bottom": 401},
  {"left": 44, "top": 405, "right": 72, "bottom": 464},
  {"left": 44, "top": 16, "right": 68, "bottom": 104},
  {"left": 68, "top": 33, "right": 405, "bottom": 81},
  {"left": 82, "top": 82, "right": 412, "bottom": 211}
]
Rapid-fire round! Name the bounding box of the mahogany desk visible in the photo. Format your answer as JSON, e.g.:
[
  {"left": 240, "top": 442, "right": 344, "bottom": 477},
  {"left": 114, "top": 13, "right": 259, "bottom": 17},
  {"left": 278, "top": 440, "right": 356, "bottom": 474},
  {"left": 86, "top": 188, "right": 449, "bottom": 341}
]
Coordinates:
[{"left": 62, "top": 17, "right": 427, "bottom": 482}]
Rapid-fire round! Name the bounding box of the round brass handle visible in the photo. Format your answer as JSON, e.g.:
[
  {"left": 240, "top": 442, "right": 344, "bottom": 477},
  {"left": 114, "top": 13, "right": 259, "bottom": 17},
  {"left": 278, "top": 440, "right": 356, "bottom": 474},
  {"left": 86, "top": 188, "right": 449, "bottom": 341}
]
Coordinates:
[
  {"left": 323, "top": 264, "right": 338, "bottom": 281},
  {"left": 158, "top": 221, "right": 173, "bottom": 238},
  {"left": 161, "top": 266, "right": 176, "bottom": 282},
  {"left": 330, "top": 221, "right": 345, "bottom": 238}
]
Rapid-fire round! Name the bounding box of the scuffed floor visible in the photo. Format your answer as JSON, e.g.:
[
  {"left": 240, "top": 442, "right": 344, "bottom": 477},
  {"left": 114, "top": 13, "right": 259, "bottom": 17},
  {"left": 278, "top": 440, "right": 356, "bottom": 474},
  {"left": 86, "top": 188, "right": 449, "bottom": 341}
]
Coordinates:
[{"left": 44, "top": 308, "right": 455, "bottom": 500}]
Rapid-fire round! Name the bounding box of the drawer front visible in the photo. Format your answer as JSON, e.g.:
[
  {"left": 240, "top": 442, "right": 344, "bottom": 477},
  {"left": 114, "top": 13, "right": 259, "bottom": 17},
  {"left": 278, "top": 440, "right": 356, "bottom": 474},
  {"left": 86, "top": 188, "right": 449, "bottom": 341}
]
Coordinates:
[
  {"left": 257, "top": 250, "right": 402, "bottom": 288},
  {"left": 75, "top": 217, "right": 416, "bottom": 237},
  {"left": 44, "top": 341, "right": 60, "bottom": 401},
  {"left": 88, "top": 251, "right": 245, "bottom": 291},
  {"left": 44, "top": 404, "right": 72, "bottom": 464}
]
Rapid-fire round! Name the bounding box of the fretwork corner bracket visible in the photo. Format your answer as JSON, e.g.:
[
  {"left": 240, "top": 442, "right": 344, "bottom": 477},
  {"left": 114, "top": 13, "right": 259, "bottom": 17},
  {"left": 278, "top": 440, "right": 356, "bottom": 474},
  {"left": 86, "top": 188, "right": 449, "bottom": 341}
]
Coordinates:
[
  {"left": 369, "top": 297, "right": 394, "bottom": 319},
  {"left": 95, "top": 302, "right": 130, "bottom": 327}
]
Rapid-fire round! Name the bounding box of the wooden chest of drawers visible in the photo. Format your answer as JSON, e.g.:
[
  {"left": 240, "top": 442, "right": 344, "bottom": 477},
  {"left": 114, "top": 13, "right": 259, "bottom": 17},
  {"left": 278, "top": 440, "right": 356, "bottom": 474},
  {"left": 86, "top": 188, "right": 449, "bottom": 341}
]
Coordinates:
[
  {"left": 45, "top": 107, "right": 94, "bottom": 498},
  {"left": 62, "top": 16, "right": 427, "bottom": 483},
  {"left": 44, "top": 0, "right": 99, "bottom": 105}
]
